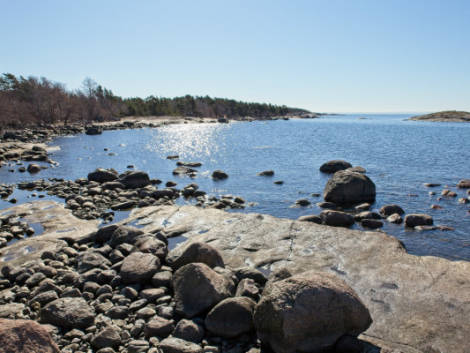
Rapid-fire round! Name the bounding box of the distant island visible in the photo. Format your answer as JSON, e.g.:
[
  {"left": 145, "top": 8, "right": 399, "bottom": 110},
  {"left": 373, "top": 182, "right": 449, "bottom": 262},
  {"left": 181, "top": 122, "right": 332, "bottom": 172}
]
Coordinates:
[
  {"left": 410, "top": 110, "right": 470, "bottom": 122},
  {"left": 0, "top": 73, "right": 314, "bottom": 129}
]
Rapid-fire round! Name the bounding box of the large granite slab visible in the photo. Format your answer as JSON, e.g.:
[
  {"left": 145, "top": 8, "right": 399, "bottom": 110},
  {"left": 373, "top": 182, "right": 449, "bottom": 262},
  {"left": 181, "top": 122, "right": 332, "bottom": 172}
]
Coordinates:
[{"left": 124, "top": 205, "right": 470, "bottom": 353}]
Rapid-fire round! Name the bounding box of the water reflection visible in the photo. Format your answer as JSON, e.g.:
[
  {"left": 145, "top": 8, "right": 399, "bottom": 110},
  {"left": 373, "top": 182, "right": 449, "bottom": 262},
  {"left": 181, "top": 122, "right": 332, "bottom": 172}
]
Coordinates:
[{"left": 146, "top": 123, "right": 228, "bottom": 160}]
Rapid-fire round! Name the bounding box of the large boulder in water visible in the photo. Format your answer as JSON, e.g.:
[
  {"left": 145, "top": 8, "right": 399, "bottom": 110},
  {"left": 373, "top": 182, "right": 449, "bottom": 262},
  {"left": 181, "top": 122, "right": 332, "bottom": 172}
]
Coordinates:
[
  {"left": 119, "top": 170, "right": 151, "bottom": 188},
  {"left": 0, "top": 318, "right": 60, "bottom": 353},
  {"left": 323, "top": 170, "right": 376, "bottom": 205},
  {"left": 319, "top": 160, "right": 352, "bottom": 174},
  {"left": 253, "top": 271, "right": 372, "bottom": 353}
]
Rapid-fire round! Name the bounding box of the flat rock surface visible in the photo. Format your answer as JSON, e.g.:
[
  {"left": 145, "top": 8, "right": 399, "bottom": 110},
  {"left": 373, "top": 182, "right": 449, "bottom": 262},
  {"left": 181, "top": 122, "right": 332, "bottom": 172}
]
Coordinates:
[
  {"left": 0, "top": 201, "right": 99, "bottom": 268},
  {"left": 124, "top": 205, "right": 470, "bottom": 353}
]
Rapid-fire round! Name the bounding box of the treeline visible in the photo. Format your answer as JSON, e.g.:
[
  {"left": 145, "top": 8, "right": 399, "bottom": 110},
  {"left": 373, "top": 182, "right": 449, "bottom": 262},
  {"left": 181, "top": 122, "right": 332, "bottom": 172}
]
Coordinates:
[
  {"left": 124, "top": 95, "right": 309, "bottom": 118},
  {"left": 0, "top": 73, "right": 310, "bottom": 128}
]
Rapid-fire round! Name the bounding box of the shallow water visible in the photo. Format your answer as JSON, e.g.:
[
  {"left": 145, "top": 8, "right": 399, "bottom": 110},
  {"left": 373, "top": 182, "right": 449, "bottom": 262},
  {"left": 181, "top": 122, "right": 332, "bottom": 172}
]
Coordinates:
[{"left": 1, "top": 114, "right": 469, "bottom": 260}]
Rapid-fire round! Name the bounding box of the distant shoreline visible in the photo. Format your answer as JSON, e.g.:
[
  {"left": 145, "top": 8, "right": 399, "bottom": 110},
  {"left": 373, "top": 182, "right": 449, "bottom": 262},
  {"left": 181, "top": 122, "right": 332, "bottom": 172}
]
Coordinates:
[{"left": 409, "top": 110, "right": 470, "bottom": 122}]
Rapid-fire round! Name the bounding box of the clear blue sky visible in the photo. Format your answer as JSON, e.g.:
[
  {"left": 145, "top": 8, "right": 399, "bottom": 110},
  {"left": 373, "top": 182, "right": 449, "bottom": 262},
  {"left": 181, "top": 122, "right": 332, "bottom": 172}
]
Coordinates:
[{"left": 1, "top": 0, "right": 469, "bottom": 113}]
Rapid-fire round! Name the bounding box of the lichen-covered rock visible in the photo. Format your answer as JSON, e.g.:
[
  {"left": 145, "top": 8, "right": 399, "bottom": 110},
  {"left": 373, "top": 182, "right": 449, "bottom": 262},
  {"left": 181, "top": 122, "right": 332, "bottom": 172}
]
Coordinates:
[{"left": 254, "top": 271, "right": 372, "bottom": 353}]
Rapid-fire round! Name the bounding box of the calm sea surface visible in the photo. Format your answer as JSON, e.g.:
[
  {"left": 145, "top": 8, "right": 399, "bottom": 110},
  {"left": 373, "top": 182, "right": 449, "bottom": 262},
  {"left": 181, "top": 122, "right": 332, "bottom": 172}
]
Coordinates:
[{"left": 1, "top": 114, "right": 470, "bottom": 261}]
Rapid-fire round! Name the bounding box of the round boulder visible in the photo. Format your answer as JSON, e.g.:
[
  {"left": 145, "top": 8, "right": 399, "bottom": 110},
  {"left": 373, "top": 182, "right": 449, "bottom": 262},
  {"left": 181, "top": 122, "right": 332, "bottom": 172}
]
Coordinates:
[
  {"left": 119, "top": 171, "right": 150, "bottom": 188},
  {"left": 319, "top": 160, "right": 352, "bottom": 174},
  {"left": 212, "top": 170, "right": 228, "bottom": 180},
  {"left": 457, "top": 179, "right": 470, "bottom": 189},
  {"left": 173, "top": 263, "right": 234, "bottom": 318},
  {"left": 167, "top": 241, "right": 224, "bottom": 270},
  {"left": 379, "top": 204, "right": 405, "bottom": 217},
  {"left": 120, "top": 252, "right": 160, "bottom": 284},
  {"left": 253, "top": 271, "right": 372, "bottom": 353},
  {"left": 205, "top": 297, "right": 256, "bottom": 338},
  {"left": 323, "top": 170, "right": 376, "bottom": 205}
]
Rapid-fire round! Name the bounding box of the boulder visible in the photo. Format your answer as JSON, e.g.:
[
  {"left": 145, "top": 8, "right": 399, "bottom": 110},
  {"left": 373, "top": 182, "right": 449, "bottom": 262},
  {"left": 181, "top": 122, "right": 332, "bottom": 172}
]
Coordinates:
[
  {"left": 205, "top": 297, "right": 256, "bottom": 338},
  {"left": 319, "top": 160, "right": 352, "bottom": 173},
  {"left": 88, "top": 168, "right": 118, "bottom": 183},
  {"left": 145, "top": 316, "right": 175, "bottom": 338},
  {"left": 404, "top": 214, "right": 433, "bottom": 228},
  {"left": 173, "top": 166, "right": 197, "bottom": 176},
  {"left": 27, "top": 164, "right": 41, "bottom": 174},
  {"left": 77, "top": 251, "right": 111, "bottom": 273},
  {"left": 323, "top": 170, "right": 376, "bottom": 205},
  {"left": 177, "top": 161, "right": 202, "bottom": 168},
  {"left": 167, "top": 241, "right": 224, "bottom": 270},
  {"left": 119, "top": 171, "right": 150, "bottom": 188},
  {"left": 379, "top": 204, "right": 405, "bottom": 217},
  {"left": 361, "top": 219, "right": 383, "bottom": 229},
  {"left": 173, "top": 263, "right": 234, "bottom": 318},
  {"left": 41, "top": 297, "right": 95, "bottom": 329},
  {"left": 320, "top": 210, "right": 355, "bottom": 227},
  {"left": 386, "top": 213, "right": 403, "bottom": 224},
  {"left": 120, "top": 252, "right": 160, "bottom": 284},
  {"left": 253, "top": 271, "right": 372, "bottom": 353},
  {"left": 212, "top": 170, "right": 228, "bottom": 180},
  {"left": 91, "top": 326, "right": 121, "bottom": 349},
  {"left": 109, "top": 225, "right": 144, "bottom": 247},
  {"left": 0, "top": 318, "right": 60, "bottom": 353},
  {"left": 173, "top": 319, "right": 205, "bottom": 343},
  {"left": 354, "top": 211, "right": 381, "bottom": 221},
  {"left": 457, "top": 179, "right": 470, "bottom": 188}
]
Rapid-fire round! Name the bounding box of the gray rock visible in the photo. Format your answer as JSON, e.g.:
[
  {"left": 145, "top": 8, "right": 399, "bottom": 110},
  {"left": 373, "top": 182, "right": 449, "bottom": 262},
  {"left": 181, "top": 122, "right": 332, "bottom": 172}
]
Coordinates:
[
  {"left": 320, "top": 210, "right": 355, "bottom": 227},
  {"left": 404, "top": 214, "right": 433, "bottom": 228},
  {"left": 205, "top": 297, "right": 256, "bottom": 338},
  {"left": 145, "top": 316, "right": 175, "bottom": 337},
  {"left": 361, "top": 219, "right": 383, "bottom": 229},
  {"left": 77, "top": 251, "right": 111, "bottom": 273},
  {"left": 41, "top": 297, "right": 95, "bottom": 329},
  {"left": 257, "top": 170, "right": 274, "bottom": 176},
  {"left": 88, "top": 169, "right": 118, "bottom": 183},
  {"left": 91, "top": 326, "right": 121, "bottom": 349},
  {"left": 457, "top": 179, "right": 470, "bottom": 188},
  {"left": 109, "top": 225, "right": 144, "bottom": 247},
  {"left": 173, "top": 166, "right": 197, "bottom": 176},
  {"left": 235, "top": 278, "right": 259, "bottom": 300},
  {"left": 167, "top": 241, "right": 224, "bottom": 270},
  {"left": 85, "top": 126, "right": 103, "bottom": 135},
  {"left": 128, "top": 340, "right": 150, "bottom": 353},
  {"left": 354, "top": 211, "right": 381, "bottom": 221},
  {"left": 27, "top": 163, "right": 41, "bottom": 173},
  {"left": 297, "top": 214, "right": 322, "bottom": 224},
  {"left": 119, "top": 171, "right": 151, "bottom": 189},
  {"left": 120, "top": 252, "right": 160, "bottom": 284},
  {"left": 386, "top": 213, "right": 403, "bottom": 224},
  {"left": 151, "top": 271, "right": 172, "bottom": 287},
  {"left": 319, "top": 160, "right": 352, "bottom": 173},
  {"left": 159, "top": 337, "right": 203, "bottom": 353},
  {"left": 173, "top": 319, "right": 205, "bottom": 343},
  {"left": 323, "top": 170, "right": 376, "bottom": 205},
  {"left": 254, "top": 271, "right": 372, "bottom": 353},
  {"left": 173, "top": 263, "right": 234, "bottom": 318},
  {"left": 134, "top": 235, "right": 168, "bottom": 259}
]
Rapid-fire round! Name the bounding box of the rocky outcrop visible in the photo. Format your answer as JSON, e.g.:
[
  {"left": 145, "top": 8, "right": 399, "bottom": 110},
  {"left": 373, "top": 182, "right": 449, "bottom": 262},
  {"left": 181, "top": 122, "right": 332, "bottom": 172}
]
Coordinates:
[
  {"left": 120, "top": 205, "right": 470, "bottom": 353},
  {"left": 323, "top": 170, "right": 376, "bottom": 205},
  {"left": 319, "top": 160, "right": 352, "bottom": 173},
  {"left": 0, "top": 318, "right": 60, "bottom": 353},
  {"left": 410, "top": 110, "right": 470, "bottom": 122},
  {"left": 254, "top": 271, "right": 372, "bottom": 353}
]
